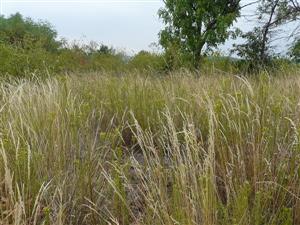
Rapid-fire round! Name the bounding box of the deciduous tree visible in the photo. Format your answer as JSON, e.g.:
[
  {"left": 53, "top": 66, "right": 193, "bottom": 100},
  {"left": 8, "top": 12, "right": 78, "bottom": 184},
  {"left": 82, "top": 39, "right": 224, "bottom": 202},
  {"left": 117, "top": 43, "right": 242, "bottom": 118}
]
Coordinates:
[{"left": 158, "top": 0, "right": 241, "bottom": 69}]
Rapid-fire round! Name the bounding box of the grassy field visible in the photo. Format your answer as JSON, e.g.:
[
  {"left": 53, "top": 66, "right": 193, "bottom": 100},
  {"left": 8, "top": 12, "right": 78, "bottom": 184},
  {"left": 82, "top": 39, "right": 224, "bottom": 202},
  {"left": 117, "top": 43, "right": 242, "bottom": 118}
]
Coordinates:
[{"left": 1, "top": 71, "right": 300, "bottom": 225}]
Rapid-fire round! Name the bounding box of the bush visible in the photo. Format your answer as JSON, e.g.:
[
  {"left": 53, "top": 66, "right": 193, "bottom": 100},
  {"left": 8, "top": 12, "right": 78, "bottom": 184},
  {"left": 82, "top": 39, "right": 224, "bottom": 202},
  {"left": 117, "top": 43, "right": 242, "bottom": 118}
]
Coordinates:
[
  {"left": 0, "top": 43, "right": 55, "bottom": 76},
  {"left": 0, "top": 13, "right": 61, "bottom": 52},
  {"left": 128, "top": 51, "right": 166, "bottom": 71}
]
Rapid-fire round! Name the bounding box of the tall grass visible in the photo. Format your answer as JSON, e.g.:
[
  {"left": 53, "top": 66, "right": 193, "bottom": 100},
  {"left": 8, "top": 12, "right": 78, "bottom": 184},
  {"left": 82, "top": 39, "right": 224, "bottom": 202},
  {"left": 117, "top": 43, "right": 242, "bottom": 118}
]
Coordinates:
[{"left": 1, "top": 71, "right": 300, "bottom": 224}]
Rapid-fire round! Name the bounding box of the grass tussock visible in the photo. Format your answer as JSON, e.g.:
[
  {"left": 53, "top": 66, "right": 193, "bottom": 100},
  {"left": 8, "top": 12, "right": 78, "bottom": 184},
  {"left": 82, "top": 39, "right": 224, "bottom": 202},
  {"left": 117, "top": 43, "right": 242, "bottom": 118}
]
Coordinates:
[{"left": 1, "top": 71, "right": 300, "bottom": 225}]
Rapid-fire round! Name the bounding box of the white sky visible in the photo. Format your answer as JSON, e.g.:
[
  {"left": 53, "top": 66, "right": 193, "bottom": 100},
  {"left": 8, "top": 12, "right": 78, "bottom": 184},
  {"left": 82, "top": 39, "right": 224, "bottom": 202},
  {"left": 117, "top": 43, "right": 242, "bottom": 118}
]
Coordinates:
[{"left": 0, "top": 0, "right": 294, "bottom": 54}]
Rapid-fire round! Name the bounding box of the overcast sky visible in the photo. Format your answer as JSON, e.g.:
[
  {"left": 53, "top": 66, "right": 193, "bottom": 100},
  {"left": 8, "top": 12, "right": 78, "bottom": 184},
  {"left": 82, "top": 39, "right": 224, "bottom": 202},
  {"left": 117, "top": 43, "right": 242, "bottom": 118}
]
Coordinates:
[{"left": 0, "top": 0, "right": 292, "bottom": 54}]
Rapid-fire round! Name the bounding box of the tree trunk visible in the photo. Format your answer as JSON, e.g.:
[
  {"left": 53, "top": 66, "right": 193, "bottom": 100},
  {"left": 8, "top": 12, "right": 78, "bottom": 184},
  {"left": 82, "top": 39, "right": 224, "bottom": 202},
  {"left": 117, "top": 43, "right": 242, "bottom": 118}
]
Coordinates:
[
  {"left": 260, "top": 0, "right": 280, "bottom": 64},
  {"left": 194, "top": 44, "right": 204, "bottom": 74}
]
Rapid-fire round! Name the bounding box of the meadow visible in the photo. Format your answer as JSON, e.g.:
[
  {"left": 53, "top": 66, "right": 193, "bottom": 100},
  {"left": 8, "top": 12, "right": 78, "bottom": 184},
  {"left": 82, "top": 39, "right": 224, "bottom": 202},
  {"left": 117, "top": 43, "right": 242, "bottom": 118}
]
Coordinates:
[{"left": 0, "top": 70, "right": 300, "bottom": 225}]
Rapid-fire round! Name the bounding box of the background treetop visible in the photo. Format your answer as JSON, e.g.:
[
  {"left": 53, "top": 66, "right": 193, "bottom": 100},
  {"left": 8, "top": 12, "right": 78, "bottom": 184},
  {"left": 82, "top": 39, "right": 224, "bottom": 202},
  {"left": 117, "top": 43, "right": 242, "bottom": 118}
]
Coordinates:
[{"left": 0, "top": 13, "right": 61, "bottom": 52}]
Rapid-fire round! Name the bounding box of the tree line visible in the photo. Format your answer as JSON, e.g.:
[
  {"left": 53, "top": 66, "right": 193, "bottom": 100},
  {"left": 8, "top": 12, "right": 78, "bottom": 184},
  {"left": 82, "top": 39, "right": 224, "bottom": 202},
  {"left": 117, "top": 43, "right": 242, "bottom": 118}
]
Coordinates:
[{"left": 0, "top": 0, "right": 300, "bottom": 76}]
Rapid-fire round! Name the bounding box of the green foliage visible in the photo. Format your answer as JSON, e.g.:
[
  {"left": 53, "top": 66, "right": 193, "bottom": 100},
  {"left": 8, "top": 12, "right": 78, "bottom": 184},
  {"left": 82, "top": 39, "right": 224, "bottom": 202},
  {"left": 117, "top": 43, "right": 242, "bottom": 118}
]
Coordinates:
[
  {"left": 290, "top": 39, "right": 300, "bottom": 62},
  {"left": 158, "top": 0, "right": 241, "bottom": 69},
  {"left": 0, "top": 13, "right": 130, "bottom": 76},
  {"left": 232, "top": 27, "right": 272, "bottom": 68},
  {"left": 0, "top": 12, "right": 299, "bottom": 77},
  {"left": 0, "top": 43, "right": 55, "bottom": 76},
  {"left": 233, "top": 0, "right": 300, "bottom": 70},
  {"left": 128, "top": 50, "right": 166, "bottom": 71},
  {"left": 201, "top": 54, "right": 240, "bottom": 74},
  {"left": 0, "top": 13, "right": 61, "bottom": 52},
  {"left": 0, "top": 40, "right": 127, "bottom": 76}
]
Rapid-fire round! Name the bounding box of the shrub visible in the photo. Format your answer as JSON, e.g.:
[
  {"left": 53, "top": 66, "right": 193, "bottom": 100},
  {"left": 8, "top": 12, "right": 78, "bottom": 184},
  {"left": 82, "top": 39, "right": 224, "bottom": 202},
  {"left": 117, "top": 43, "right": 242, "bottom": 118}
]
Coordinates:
[
  {"left": 0, "top": 13, "right": 61, "bottom": 52},
  {"left": 129, "top": 51, "right": 166, "bottom": 71}
]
